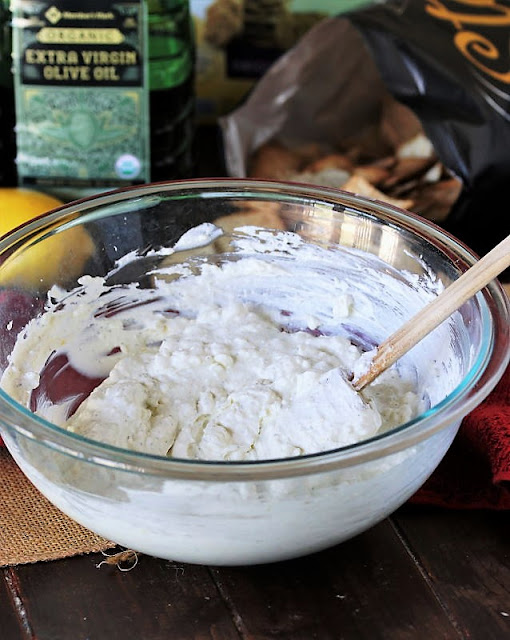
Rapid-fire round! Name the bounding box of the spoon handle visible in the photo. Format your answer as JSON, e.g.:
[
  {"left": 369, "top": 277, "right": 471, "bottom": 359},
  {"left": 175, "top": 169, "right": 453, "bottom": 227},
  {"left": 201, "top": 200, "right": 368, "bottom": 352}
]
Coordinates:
[{"left": 353, "top": 233, "right": 510, "bottom": 392}]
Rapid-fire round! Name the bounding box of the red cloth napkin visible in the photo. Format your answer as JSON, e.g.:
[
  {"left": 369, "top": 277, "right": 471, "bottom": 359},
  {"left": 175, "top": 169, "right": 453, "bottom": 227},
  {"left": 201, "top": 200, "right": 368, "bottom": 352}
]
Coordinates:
[{"left": 410, "top": 363, "right": 510, "bottom": 509}]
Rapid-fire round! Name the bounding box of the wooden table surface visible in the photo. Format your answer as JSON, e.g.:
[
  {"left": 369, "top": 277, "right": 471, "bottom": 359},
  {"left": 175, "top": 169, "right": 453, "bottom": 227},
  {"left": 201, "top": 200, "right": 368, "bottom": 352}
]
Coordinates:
[
  {"left": 1, "top": 127, "right": 509, "bottom": 640},
  {"left": 1, "top": 506, "right": 509, "bottom": 639}
]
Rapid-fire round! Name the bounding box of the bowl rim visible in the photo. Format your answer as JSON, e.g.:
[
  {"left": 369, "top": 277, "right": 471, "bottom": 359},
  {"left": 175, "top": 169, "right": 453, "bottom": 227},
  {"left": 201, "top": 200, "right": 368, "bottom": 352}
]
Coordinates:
[{"left": 0, "top": 178, "right": 508, "bottom": 481}]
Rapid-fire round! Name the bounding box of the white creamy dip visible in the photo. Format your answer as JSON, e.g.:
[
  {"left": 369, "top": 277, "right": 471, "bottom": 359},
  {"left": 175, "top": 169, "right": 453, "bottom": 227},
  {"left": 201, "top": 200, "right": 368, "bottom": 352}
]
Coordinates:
[
  {"left": 0, "top": 222, "right": 471, "bottom": 565},
  {"left": 1, "top": 224, "right": 457, "bottom": 461}
]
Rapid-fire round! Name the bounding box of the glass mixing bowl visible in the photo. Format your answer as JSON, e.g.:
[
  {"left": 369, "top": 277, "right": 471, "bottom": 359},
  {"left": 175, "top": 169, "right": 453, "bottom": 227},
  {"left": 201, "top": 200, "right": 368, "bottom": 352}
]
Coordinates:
[{"left": 0, "top": 179, "right": 508, "bottom": 565}]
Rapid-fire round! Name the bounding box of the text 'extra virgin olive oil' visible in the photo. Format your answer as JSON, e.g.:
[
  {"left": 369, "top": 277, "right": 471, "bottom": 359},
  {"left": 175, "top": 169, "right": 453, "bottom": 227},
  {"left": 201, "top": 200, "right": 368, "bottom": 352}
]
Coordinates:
[{"left": 1, "top": 0, "right": 195, "bottom": 200}]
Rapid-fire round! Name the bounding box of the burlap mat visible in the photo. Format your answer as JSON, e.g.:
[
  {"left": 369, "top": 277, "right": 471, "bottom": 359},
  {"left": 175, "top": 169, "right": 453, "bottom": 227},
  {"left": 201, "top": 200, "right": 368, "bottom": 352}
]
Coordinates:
[{"left": 0, "top": 447, "right": 113, "bottom": 566}]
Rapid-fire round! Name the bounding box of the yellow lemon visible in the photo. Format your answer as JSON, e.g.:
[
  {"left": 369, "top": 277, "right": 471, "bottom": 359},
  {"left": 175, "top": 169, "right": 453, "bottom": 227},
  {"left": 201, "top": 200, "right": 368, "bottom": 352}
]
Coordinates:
[
  {"left": 0, "top": 188, "right": 64, "bottom": 237},
  {"left": 0, "top": 188, "right": 94, "bottom": 290}
]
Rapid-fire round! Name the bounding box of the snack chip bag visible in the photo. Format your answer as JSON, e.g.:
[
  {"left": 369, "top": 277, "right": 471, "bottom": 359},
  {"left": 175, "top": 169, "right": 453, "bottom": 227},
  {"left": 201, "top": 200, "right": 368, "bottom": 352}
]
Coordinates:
[
  {"left": 221, "top": 1, "right": 510, "bottom": 271},
  {"left": 350, "top": 0, "right": 510, "bottom": 264}
]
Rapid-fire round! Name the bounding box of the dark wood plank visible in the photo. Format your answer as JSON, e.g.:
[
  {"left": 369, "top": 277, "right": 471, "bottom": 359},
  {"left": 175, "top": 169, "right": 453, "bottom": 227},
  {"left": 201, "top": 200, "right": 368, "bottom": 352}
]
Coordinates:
[
  {"left": 11, "top": 551, "right": 240, "bottom": 640},
  {"left": 209, "top": 519, "right": 459, "bottom": 640},
  {"left": 0, "top": 568, "right": 31, "bottom": 639},
  {"left": 393, "top": 506, "right": 510, "bottom": 640}
]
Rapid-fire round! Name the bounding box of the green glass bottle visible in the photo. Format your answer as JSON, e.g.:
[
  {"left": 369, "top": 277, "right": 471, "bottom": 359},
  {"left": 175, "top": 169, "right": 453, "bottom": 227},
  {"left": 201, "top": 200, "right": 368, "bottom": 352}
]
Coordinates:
[{"left": 0, "top": 0, "right": 195, "bottom": 199}]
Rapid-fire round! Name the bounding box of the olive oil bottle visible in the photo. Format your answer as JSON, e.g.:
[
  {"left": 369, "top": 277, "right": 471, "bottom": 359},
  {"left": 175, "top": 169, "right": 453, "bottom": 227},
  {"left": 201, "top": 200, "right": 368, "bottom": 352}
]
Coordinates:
[{"left": 0, "top": 0, "right": 195, "bottom": 199}]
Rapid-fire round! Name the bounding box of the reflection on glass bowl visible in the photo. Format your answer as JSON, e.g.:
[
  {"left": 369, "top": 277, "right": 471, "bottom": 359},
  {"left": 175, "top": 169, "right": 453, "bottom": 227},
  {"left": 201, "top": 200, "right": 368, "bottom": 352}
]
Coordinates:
[{"left": 0, "top": 179, "right": 507, "bottom": 566}]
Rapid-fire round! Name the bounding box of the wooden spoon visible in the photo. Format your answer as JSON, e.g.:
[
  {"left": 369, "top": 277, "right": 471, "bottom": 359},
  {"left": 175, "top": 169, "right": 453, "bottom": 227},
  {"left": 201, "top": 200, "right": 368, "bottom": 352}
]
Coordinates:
[{"left": 353, "top": 233, "right": 510, "bottom": 392}]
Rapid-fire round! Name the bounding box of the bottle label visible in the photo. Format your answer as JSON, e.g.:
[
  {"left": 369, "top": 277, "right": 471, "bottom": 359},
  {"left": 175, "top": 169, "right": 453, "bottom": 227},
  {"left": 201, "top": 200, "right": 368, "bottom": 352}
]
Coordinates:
[{"left": 12, "top": 0, "right": 150, "bottom": 189}]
